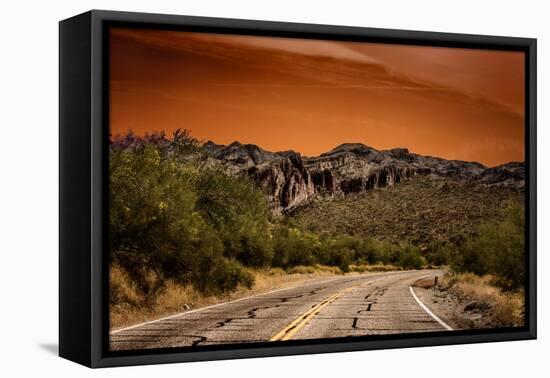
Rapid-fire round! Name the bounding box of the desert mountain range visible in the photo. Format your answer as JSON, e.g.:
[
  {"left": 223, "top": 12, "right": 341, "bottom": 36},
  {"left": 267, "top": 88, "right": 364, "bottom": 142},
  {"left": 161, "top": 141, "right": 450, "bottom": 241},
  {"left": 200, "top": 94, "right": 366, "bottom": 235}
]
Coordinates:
[{"left": 203, "top": 141, "right": 525, "bottom": 213}]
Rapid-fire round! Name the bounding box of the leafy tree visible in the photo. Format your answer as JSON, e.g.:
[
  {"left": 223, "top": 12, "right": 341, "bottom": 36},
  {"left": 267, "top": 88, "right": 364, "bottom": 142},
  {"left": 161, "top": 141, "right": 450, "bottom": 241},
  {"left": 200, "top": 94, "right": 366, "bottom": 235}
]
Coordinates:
[
  {"left": 109, "top": 137, "right": 254, "bottom": 298},
  {"left": 194, "top": 168, "right": 273, "bottom": 267},
  {"left": 110, "top": 145, "right": 199, "bottom": 296}
]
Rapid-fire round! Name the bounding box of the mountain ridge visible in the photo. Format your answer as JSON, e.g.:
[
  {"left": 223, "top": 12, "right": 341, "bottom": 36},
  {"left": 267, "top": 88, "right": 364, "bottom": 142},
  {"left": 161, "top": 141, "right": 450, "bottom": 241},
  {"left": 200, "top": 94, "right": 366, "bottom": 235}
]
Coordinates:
[{"left": 202, "top": 140, "right": 525, "bottom": 213}]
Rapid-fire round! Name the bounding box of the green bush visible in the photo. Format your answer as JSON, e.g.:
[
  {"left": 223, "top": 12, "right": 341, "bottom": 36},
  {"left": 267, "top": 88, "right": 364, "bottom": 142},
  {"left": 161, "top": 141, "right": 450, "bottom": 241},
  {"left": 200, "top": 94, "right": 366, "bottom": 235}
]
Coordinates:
[
  {"left": 209, "top": 259, "right": 255, "bottom": 294},
  {"left": 425, "top": 239, "right": 454, "bottom": 266},
  {"left": 363, "top": 238, "right": 398, "bottom": 265},
  {"left": 272, "top": 226, "right": 317, "bottom": 268},
  {"left": 396, "top": 244, "right": 425, "bottom": 269},
  {"left": 194, "top": 168, "right": 272, "bottom": 267},
  {"left": 452, "top": 203, "right": 525, "bottom": 291},
  {"left": 325, "top": 235, "right": 358, "bottom": 272}
]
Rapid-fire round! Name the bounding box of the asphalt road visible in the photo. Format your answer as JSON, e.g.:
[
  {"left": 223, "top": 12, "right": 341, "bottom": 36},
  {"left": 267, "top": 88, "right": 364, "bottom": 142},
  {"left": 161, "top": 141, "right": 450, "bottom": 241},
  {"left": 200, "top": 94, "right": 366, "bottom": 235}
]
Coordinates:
[{"left": 110, "top": 269, "right": 449, "bottom": 351}]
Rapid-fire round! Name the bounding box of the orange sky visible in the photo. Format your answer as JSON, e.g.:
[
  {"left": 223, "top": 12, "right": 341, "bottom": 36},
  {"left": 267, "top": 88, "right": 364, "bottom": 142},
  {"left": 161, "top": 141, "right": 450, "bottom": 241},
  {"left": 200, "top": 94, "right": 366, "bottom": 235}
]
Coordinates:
[{"left": 109, "top": 28, "right": 525, "bottom": 167}]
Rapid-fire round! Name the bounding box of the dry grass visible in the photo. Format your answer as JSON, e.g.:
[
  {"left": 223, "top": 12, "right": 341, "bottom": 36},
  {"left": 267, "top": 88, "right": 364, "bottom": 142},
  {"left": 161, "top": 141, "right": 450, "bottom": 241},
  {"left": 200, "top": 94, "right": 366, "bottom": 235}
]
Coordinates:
[
  {"left": 287, "top": 264, "right": 343, "bottom": 275},
  {"left": 350, "top": 264, "right": 403, "bottom": 273},
  {"left": 286, "top": 264, "right": 402, "bottom": 275},
  {"left": 440, "top": 273, "right": 524, "bottom": 327},
  {"left": 110, "top": 265, "right": 343, "bottom": 331}
]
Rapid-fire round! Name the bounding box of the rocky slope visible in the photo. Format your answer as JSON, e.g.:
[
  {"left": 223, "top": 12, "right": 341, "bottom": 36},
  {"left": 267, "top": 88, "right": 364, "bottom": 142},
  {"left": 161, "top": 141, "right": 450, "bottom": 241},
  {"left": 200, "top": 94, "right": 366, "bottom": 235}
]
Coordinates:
[
  {"left": 290, "top": 174, "right": 523, "bottom": 245},
  {"left": 203, "top": 141, "right": 525, "bottom": 213}
]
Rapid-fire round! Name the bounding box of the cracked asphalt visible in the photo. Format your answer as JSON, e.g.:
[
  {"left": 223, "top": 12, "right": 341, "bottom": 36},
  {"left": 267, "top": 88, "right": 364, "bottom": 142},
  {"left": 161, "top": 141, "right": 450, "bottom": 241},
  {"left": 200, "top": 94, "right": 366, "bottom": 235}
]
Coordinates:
[{"left": 110, "top": 269, "right": 447, "bottom": 351}]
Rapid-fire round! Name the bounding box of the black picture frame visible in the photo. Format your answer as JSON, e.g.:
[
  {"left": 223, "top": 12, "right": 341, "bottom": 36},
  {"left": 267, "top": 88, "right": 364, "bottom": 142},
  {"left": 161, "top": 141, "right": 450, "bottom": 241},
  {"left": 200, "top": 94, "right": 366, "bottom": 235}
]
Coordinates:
[{"left": 59, "top": 9, "right": 537, "bottom": 368}]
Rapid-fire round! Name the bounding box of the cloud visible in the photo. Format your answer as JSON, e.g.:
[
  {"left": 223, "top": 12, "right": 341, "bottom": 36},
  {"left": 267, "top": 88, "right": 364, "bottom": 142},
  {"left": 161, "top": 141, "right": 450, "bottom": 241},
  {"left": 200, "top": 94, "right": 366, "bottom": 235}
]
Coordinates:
[
  {"left": 111, "top": 28, "right": 378, "bottom": 64},
  {"left": 224, "top": 37, "right": 379, "bottom": 64}
]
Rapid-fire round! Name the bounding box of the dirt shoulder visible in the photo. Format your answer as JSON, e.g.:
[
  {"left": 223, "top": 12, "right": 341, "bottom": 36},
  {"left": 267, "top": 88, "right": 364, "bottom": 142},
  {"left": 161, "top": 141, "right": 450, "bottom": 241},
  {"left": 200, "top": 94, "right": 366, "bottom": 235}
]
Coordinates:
[{"left": 412, "top": 273, "right": 524, "bottom": 330}]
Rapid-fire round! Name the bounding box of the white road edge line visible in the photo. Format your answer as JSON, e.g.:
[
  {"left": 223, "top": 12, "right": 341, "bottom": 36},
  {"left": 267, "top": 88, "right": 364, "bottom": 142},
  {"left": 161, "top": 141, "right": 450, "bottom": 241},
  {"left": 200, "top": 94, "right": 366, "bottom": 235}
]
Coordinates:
[
  {"left": 409, "top": 286, "right": 453, "bottom": 331},
  {"left": 110, "top": 271, "right": 407, "bottom": 335}
]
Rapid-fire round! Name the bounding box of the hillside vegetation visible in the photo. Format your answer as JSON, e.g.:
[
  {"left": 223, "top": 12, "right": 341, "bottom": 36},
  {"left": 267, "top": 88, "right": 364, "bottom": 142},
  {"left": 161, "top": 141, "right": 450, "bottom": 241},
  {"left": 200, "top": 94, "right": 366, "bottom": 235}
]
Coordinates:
[{"left": 290, "top": 175, "right": 523, "bottom": 246}]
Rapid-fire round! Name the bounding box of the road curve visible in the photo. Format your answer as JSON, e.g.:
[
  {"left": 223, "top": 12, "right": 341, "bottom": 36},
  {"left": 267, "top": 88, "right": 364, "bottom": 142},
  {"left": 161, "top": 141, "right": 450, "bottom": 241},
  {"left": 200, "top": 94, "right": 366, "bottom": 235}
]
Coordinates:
[{"left": 110, "top": 269, "right": 448, "bottom": 351}]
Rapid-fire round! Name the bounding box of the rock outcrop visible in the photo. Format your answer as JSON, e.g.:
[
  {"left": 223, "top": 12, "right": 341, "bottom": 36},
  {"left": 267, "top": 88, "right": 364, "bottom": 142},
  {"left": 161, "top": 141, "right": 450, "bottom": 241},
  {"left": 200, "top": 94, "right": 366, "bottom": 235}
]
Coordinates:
[
  {"left": 203, "top": 141, "right": 525, "bottom": 213},
  {"left": 478, "top": 162, "right": 526, "bottom": 188},
  {"left": 203, "top": 141, "right": 314, "bottom": 212}
]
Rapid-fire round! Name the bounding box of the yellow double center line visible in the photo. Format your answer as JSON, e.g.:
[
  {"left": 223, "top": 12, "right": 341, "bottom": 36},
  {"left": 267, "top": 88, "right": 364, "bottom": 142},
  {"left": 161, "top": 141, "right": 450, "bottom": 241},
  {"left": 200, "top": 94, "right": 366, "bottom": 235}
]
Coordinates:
[{"left": 270, "top": 279, "right": 379, "bottom": 342}]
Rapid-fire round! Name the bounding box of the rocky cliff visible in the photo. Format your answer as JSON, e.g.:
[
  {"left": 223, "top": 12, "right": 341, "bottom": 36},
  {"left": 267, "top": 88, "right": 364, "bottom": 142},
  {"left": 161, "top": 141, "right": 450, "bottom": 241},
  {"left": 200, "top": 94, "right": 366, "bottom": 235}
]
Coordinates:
[{"left": 203, "top": 141, "right": 525, "bottom": 213}]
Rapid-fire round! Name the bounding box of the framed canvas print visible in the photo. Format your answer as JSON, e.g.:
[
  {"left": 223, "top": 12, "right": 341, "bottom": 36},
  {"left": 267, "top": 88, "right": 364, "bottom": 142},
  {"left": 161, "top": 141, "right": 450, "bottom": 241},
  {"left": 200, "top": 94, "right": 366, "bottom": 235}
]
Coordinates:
[{"left": 59, "top": 10, "right": 537, "bottom": 368}]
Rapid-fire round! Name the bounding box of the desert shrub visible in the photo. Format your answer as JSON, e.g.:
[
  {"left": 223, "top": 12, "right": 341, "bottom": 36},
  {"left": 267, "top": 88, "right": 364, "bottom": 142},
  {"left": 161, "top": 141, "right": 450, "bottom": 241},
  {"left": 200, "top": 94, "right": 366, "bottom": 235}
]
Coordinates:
[
  {"left": 425, "top": 239, "right": 454, "bottom": 266},
  {"left": 349, "top": 264, "right": 367, "bottom": 273},
  {"left": 396, "top": 244, "right": 425, "bottom": 269},
  {"left": 110, "top": 264, "right": 142, "bottom": 308},
  {"left": 362, "top": 238, "right": 398, "bottom": 265},
  {"left": 366, "top": 264, "right": 402, "bottom": 272},
  {"left": 169, "top": 128, "right": 202, "bottom": 156},
  {"left": 451, "top": 238, "right": 491, "bottom": 276},
  {"left": 333, "top": 235, "right": 364, "bottom": 260},
  {"left": 267, "top": 267, "right": 287, "bottom": 276},
  {"left": 272, "top": 226, "right": 317, "bottom": 268},
  {"left": 208, "top": 259, "right": 255, "bottom": 294},
  {"left": 324, "top": 252, "right": 352, "bottom": 272},
  {"left": 315, "top": 235, "right": 354, "bottom": 272},
  {"left": 483, "top": 203, "right": 525, "bottom": 291},
  {"left": 287, "top": 265, "right": 316, "bottom": 274},
  {"left": 314, "top": 264, "right": 343, "bottom": 275},
  {"left": 452, "top": 203, "right": 525, "bottom": 291},
  {"left": 194, "top": 168, "right": 273, "bottom": 267}
]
